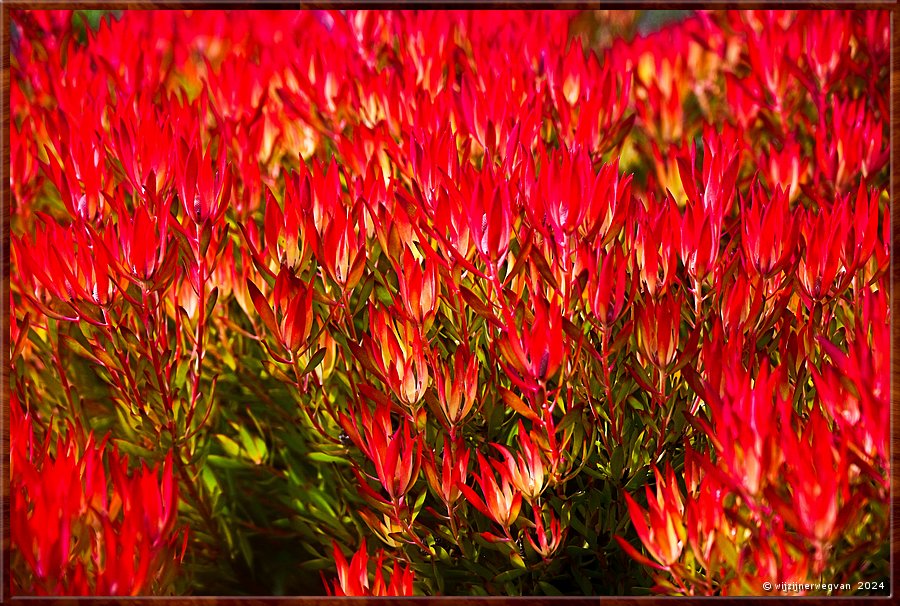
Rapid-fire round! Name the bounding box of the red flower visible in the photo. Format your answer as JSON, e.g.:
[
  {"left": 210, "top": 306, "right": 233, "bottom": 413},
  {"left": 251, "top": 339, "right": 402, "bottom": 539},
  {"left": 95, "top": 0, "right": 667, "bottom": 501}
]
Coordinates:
[
  {"left": 797, "top": 205, "right": 844, "bottom": 304},
  {"left": 816, "top": 96, "right": 886, "bottom": 191},
  {"left": 466, "top": 164, "right": 513, "bottom": 268},
  {"left": 497, "top": 296, "right": 565, "bottom": 392},
  {"left": 491, "top": 422, "right": 546, "bottom": 503},
  {"left": 339, "top": 400, "right": 422, "bottom": 507},
  {"left": 588, "top": 243, "right": 631, "bottom": 329},
  {"left": 836, "top": 182, "right": 880, "bottom": 277},
  {"left": 246, "top": 267, "right": 315, "bottom": 357},
  {"left": 458, "top": 452, "right": 523, "bottom": 532},
  {"left": 396, "top": 245, "right": 438, "bottom": 328},
  {"left": 320, "top": 202, "right": 368, "bottom": 290},
  {"left": 739, "top": 184, "right": 798, "bottom": 280},
  {"left": 431, "top": 347, "right": 479, "bottom": 434},
  {"left": 526, "top": 506, "right": 564, "bottom": 560},
  {"left": 14, "top": 218, "right": 113, "bottom": 324},
  {"left": 262, "top": 168, "right": 315, "bottom": 272},
  {"left": 765, "top": 408, "right": 856, "bottom": 550},
  {"left": 327, "top": 539, "right": 414, "bottom": 596},
  {"left": 635, "top": 291, "right": 682, "bottom": 371},
  {"left": 11, "top": 396, "right": 185, "bottom": 595},
  {"left": 366, "top": 305, "right": 430, "bottom": 408},
  {"left": 175, "top": 140, "right": 233, "bottom": 226},
  {"left": 616, "top": 464, "right": 686, "bottom": 570},
  {"left": 758, "top": 137, "right": 807, "bottom": 202},
  {"left": 693, "top": 361, "right": 790, "bottom": 497},
  {"left": 677, "top": 197, "right": 721, "bottom": 282},
  {"left": 422, "top": 437, "right": 471, "bottom": 507}
]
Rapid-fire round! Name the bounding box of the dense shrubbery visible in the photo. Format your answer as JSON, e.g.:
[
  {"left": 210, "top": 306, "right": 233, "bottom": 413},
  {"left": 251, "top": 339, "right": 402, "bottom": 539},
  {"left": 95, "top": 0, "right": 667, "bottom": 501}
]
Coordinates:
[{"left": 10, "top": 9, "right": 890, "bottom": 596}]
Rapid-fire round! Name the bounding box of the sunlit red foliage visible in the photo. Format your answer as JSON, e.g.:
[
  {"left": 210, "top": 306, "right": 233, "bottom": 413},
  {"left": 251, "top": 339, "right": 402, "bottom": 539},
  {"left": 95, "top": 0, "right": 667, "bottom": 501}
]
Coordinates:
[{"left": 10, "top": 8, "right": 888, "bottom": 597}]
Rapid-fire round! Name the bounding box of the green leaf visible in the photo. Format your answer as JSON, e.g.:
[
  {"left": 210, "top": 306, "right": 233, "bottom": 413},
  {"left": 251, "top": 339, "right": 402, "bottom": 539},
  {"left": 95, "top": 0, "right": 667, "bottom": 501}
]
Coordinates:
[
  {"left": 494, "top": 568, "right": 528, "bottom": 583},
  {"left": 174, "top": 359, "right": 191, "bottom": 390},
  {"left": 207, "top": 455, "right": 250, "bottom": 469},
  {"left": 307, "top": 452, "right": 349, "bottom": 465},
  {"left": 538, "top": 581, "right": 563, "bottom": 596},
  {"left": 354, "top": 274, "right": 376, "bottom": 314},
  {"left": 302, "top": 348, "right": 327, "bottom": 374},
  {"left": 234, "top": 423, "right": 267, "bottom": 464},
  {"left": 411, "top": 490, "right": 428, "bottom": 521},
  {"left": 509, "top": 550, "right": 526, "bottom": 569},
  {"left": 216, "top": 434, "right": 242, "bottom": 458},
  {"left": 303, "top": 488, "right": 338, "bottom": 519},
  {"left": 113, "top": 439, "right": 157, "bottom": 461},
  {"left": 611, "top": 444, "right": 626, "bottom": 480},
  {"left": 205, "top": 286, "right": 220, "bottom": 319},
  {"left": 237, "top": 532, "right": 254, "bottom": 568},
  {"left": 374, "top": 285, "right": 394, "bottom": 306},
  {"left": 299, "top": 557, "right": 334, "bottom": 571}
]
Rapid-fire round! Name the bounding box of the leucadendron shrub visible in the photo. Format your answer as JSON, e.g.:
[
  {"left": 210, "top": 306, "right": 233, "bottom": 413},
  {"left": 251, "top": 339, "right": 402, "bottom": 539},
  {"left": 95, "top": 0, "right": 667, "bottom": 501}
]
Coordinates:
[{"left": 10, "top": 8, "right": 889, "bottom": 596}]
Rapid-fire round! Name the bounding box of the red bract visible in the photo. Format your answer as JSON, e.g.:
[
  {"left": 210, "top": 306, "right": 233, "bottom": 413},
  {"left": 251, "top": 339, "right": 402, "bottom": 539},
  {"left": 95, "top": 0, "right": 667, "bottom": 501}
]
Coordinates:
[
  {"left": 813, "top": 289, "right": 890, "bottom": 467},
  {"left": 430, "top": 347, "right": 479, "bottom": 435},
  {"left": 759, "top": 137, "right": 807, "bottom": 201},
  {"left": 10, "top": 7, "right": 889, "bottom": 598},
  {"left": 528, "top": 145, "right": 593, "bottom": 246},
  {"left": 14, "top": 218, "right": 113, "bottom": 323},
  {"left": 816, "top": 96, "right": 886, "bottom": 191},
  {"left": 741, "top": 11, "right": 802, "bottom": 111},
  {"left": 715, "top": 270, "right": 764, "bottom": 336},
  {"left": 836, "top": 182, "right": 880, "bottom": 277},
  {"left": 582, "top": 160, "right": 632, "bottom": 245},
  {"left": 10, "top": 115, "right": 44, "bottom": 212},
  {"left": 327, "top": 540, "right": 414, "bottom": 596},
  {"left": 497, "top": 296, "right": 565, "bottom": 392},
  {"left": 319, "top": 202, "right": 368, "bottom": 291},
  {"left": 466, "top": 164, "right": 513, "bottom": 268},
  {"left": 339, "top": 400, "right": 422, "bottom": 507},
  {"left": 632, "top": 198, "right": 679, "bottom": 298},
  {"left": 616, "top": 464, "right": 685, "bottom": 570},
  {"left": 588, "top": 243, "right": 631, "bottom": 329},
  {"left": 635, "top": 291, "right": 681, "bottom": 371},
  {"left": 766, "top": 409, "right": 853, "bottom": 550},
  {"left": 797, "top": 205, "right": 844, "bottom": 304},
  {"left": 247, "top": 268, "right": 315, "bottom": 357},
  {"left": 526, "top": 506, "right": 564, "bottom": 560},
  {"left": 692, "top": 361, "right": 790, "bottom": 497},
  {"left": 396, "top": 245, "right": 438, "bottom": 328},
  {"left": 548, "top": 40, "right": 632, "bottom": 151},
  {"left": 176, "top": 140, "right": 233, "bottom": 226},
  {"left": 676, "top": 127, "right": 741, "bottom": 227},
  {"left": 677, "top": 197, "right": 720, "bottom": 283},
  {"left": 681, "top": 448, "right": 727, "bottom": 569},
  {"left": 43, "top": 120, "right": 110, "bottom": 224},
  {"left": 106, "top": 191, "right": 178, "bottom": 288},
  {"left": 739, "top": 184, "right": 798, "bottom": 280},
  {"left": 423, "top": 437, "right": 471, "bottom": 508},
  {"left": 459, "top": 452, "right": 523, "bottom": 534},
  {"left": 262, "top": 170, "right": 315, "bottom": 272},
  {"left": 744, "top": 529, "right": 810, "bottom": 596},
  {"left": 365, "top": 305, "right": 429, "bottom": 408},
  {"left": 803, "top": 11, "right": 851, "bottom": 90},
  {"left": 109, "top": 92, "right": 177, "bottom": 198},
  {"left": 491, "top": 422, "right": 546, "bottom": 503},
  {"left": 11, "top": 397, "right": 185, "bottom": 596}
]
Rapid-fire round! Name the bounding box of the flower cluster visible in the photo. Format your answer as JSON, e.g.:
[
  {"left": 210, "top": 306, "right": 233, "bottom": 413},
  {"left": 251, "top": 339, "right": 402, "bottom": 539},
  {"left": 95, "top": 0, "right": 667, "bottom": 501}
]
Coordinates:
[
  {"left": 10, "top": 9, "right": 888, "bottom": 596},
  {"left": 10, "top": 395, "right": 186, "bottom": 595}
]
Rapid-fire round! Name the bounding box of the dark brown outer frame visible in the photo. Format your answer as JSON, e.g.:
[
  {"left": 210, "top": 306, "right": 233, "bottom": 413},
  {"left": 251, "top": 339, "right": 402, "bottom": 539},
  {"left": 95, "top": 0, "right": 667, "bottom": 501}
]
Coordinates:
[{"left": 0, "top": 1, "right": 896, "bottom": 603}]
